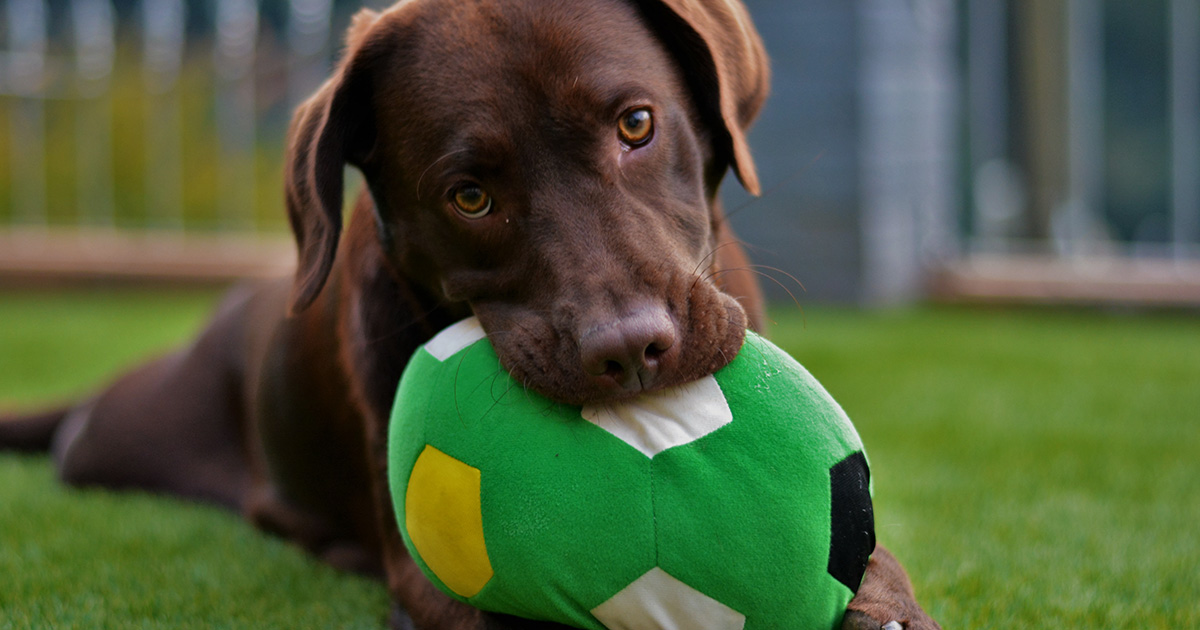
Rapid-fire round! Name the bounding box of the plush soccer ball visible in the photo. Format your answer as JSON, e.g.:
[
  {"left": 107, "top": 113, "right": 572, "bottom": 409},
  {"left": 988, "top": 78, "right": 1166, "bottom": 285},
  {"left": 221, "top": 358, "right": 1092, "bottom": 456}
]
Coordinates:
[{"left": 387, "top": 318, "right": 874, "bottom": 630}]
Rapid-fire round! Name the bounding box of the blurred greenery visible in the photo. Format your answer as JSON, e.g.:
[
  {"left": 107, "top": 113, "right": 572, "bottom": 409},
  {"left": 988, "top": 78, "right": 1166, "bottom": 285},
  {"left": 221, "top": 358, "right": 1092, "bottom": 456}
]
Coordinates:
[
  {"left": 1, "top": 290, "right": 1199, "bottom": 628},
  {"left": 0, "top": 45, "right": 291, "bottom": 233}
]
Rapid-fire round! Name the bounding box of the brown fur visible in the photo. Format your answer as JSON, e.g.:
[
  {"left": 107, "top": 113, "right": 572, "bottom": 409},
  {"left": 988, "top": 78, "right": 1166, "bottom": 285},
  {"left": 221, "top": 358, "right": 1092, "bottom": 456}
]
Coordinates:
[{"left": 0, "top": 1, "right": 937, "bottom": 628}]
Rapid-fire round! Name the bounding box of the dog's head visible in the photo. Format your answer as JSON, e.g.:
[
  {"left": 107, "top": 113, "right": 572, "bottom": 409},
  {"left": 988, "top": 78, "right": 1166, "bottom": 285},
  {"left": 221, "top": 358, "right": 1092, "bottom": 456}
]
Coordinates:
[{"left": 285, "top": 0, "right": 768, "bottom": 405}]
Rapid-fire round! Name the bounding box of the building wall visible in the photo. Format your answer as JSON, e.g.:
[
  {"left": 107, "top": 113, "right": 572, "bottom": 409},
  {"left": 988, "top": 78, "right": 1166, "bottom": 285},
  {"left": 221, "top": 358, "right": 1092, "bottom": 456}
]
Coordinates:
[{"left": 722, "top": 0, "right": 959, "bottom": 304}]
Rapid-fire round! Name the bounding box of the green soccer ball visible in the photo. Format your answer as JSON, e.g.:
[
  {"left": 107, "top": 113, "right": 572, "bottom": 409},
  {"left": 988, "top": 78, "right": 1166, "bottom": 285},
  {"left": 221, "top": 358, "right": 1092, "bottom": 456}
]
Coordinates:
[{"left": 387, "top": 318, "right": 874, "bottom": 630}]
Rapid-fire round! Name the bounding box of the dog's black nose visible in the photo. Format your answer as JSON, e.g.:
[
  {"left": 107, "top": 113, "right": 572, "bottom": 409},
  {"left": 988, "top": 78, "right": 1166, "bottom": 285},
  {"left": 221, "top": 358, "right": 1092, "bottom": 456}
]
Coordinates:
[{"left": 580, "top": 307, "right": 678, "bottom": 393}]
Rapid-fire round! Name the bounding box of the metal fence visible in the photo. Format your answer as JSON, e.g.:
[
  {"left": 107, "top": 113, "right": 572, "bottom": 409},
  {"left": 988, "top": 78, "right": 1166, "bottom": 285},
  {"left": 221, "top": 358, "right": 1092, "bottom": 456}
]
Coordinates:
[
  {"left": 941, "top": 0, "right": 1200, "bottom": 305},
  {"left": 963, "top": 0, "right": 1200, "bottom": 261},
  {"left": 0, "top": 0, "right": 346, "bottom": 230},
  {"left": 0, "top": 0, "right": 369, "bottom": 280},
  {"left": 1, "top": 0, "right": 1198, "bottom": 301}
]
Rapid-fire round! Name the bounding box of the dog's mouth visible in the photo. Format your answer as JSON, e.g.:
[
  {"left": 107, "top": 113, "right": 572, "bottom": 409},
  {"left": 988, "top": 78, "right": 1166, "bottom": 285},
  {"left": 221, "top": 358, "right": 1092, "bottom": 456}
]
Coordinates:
[{"left": 473, "top": 283, "right": 749, "bottom": 407}]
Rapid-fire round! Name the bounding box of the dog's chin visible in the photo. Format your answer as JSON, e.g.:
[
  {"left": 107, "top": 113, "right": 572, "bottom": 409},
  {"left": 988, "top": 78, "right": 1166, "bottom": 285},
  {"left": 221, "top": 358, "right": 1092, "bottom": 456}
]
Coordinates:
[{"left": 478, "top": 293, "right": 749, "bottom": 407}]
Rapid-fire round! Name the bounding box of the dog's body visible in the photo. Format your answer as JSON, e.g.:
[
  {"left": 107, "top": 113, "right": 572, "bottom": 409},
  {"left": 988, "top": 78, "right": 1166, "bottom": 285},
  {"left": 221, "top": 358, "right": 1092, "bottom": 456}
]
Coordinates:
[{"left": 1, "top": 1, "right": 937, "bottom": 628}]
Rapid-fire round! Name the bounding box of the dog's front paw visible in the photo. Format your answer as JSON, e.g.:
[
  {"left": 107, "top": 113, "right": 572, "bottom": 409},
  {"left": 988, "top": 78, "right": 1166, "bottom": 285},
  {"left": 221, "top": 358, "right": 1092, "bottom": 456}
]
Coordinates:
[
  {"left": 842, "top": 610, "right": 940, "bottom": 630},
  {"left": 842, "top": 546, "right": 941, "bottom": 630}
]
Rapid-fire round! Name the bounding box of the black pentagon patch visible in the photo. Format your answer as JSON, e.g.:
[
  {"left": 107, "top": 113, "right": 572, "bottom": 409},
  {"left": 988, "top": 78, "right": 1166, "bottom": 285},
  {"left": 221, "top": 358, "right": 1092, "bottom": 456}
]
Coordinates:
[{"left": 827, "top": 451, "right": 875, "bottom": 593}]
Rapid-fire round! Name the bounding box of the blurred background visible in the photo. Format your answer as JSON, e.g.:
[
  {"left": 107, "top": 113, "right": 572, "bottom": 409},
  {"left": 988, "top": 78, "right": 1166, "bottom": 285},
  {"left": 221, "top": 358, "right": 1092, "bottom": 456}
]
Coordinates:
[
  {"left": 0, "top": 0, "right": 1197, "bottom": 303},
  {"left": 1, "top": 4, "right": 1198, "bottom": 627}
]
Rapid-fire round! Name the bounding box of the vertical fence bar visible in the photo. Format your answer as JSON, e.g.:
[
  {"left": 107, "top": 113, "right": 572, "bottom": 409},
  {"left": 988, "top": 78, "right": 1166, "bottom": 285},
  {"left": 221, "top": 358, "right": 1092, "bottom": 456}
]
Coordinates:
[
  {"left": 967, "top": 0, "right": 1009, "bottom": 171},
  {"left": 913, "top": 0, "right": 961, "bottom": 265},
  {"left": 857, "top": 0, "right": 959, "bottom": 303},
  {"left": 967, "top": 0, "right": 1023, "bottom": 249},
  {"left": 143, "top": 0, "right": 187, "bottom": 230},
  {"left": 214, "top": 0, "right": 259, "bottom": 231},
  {"left": 1061, "top": 0, "right": 1105, "bottom": 256},
  {"left": 6, "top": 0, "right": 48, "bottom": 227},
  {"left": 288, "top": 0, "right": 333, "bottom": 111},
  {"left": 1171, "top": 0, "right": 1200, "bottom": 259},
  {"left": 71, "top": 0, "right": 117, "bottom": 228}
]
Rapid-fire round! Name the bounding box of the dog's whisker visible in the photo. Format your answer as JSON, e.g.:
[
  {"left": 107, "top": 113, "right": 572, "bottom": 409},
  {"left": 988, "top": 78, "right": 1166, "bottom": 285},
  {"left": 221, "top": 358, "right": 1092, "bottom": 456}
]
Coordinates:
[
  {"left": 689, "top": 241, "right": 747, "bottom": 294},
  {"left": 743, "top": 264, "right": 807, "bottom": 295},
  {"left": 708, "top": 265, "right": 805, "bottom": 315},
  {"left": 692, "top": 241, "right": 740, "bottom": 278}
]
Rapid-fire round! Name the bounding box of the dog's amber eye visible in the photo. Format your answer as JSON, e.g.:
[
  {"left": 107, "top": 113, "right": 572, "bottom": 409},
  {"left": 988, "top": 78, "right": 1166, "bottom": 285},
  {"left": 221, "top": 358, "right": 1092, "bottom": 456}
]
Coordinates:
[
  {"left": 452, "top": 185, "right": 492, "bottom": 218},
  {"left": 618, "top": 108, "right": 653, "bottom": 146}
]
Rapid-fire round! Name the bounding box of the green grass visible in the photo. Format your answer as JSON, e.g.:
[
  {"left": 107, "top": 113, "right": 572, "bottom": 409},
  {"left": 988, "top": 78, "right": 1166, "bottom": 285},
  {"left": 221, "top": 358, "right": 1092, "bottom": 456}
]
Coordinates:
[
  {"left": 0, "top": 289, "right": 223, "bottom": 406},
  {"left": 0, "top": 288, "right": 388, "bottom": 629},
  {"left": 769, "top": 306, "right": 1200, "bottom": 628},
  {"left": 2, "top": 289, "right": 1199, "bottom": 628}
]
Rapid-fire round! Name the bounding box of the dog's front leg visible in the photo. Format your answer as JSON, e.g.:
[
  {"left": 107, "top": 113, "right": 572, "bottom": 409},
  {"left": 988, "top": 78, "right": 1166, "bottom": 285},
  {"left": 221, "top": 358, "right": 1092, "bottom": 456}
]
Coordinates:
[
  {"left": 354, "top": 406, "right": 483, "bottom": 630},
  {"left": 841, "top": 546, "right": 940, "bottom": 630}
]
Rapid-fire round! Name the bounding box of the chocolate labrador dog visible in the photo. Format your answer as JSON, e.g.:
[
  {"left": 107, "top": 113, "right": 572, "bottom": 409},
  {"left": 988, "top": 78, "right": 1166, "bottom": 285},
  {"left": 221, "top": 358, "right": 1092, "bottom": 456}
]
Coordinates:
[{"left": 1, "top": 0, "right": 938, "bottom": 628}]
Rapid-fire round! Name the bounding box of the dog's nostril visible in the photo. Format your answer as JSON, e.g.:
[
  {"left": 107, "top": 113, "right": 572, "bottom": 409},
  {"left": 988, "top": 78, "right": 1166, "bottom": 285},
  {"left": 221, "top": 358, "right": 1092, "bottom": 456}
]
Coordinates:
[
  {"left": 603, "top": 360, "right": 626, "bottom": 379},
  {"left": 579, "top": 307, "right": 677, "bottom": 390}
]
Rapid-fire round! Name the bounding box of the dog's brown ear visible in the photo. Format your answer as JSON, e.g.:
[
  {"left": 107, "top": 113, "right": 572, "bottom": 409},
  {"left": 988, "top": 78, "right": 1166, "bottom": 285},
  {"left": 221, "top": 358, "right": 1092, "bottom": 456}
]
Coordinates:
[
  {"left": 285, "top": 9, "right": 384, "bottom": 313},
  {"left": 638, "top": 0, "right": 769, "bottom": 195}
]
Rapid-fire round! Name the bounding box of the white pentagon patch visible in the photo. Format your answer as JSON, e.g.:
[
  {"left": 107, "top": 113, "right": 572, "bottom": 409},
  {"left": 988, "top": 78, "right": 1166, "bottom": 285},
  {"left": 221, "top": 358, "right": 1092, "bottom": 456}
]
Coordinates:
[
  {"left": 581, "top": 375, "right": 732, "bottom": 458},
  {"left": 590, "top": 566, "right": 746, "bottom": 630},
  {"left": 424, "top": 317, "right": 487, "bottom": 361}
]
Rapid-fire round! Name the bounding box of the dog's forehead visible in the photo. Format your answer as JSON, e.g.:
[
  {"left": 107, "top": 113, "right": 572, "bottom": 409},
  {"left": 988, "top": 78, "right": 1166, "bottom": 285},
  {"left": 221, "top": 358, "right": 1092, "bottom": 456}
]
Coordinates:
[{"left": 383, "top": 0, "right": 681, "bottom": 123}]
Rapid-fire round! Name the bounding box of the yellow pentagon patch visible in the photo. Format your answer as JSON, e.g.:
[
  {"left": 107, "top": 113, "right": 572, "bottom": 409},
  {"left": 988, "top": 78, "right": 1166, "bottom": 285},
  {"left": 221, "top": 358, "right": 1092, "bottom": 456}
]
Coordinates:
[{"left": 405, "top": 445, "right": 494, "bottom": 598}]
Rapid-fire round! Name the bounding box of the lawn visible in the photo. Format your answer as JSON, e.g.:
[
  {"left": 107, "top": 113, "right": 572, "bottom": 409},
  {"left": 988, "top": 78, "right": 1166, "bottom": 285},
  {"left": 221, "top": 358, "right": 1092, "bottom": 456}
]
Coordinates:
[{"left": 1, "top": 288, "right": 1198, "bottom": 628}]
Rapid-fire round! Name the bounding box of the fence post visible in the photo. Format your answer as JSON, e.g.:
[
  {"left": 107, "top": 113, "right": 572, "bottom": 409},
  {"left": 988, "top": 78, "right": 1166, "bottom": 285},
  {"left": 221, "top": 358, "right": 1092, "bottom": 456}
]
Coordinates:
[
  {"left": 967, "top": 0, "right": 1026, "bottom": 250},
  {"left": 143, "top": 0, "right": 187, "bottom": 230},
  {"left": 1061, "top": 0, "right": 1106, "bottom": 256},
  {"left": 214, "top": 0, "right": 259, "bottom": 231},
  {"left": 5, "top": 0, "right": 48, "bottom": 227},
  {"left": 1171, "top": 0, "right": 1200, "bottom": 260},
  {"left": 72, "top": 0, "right": 117, "bottom": 228},
  {"left": 857, "top": 0, "right": 960, "bottom": 304}
]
